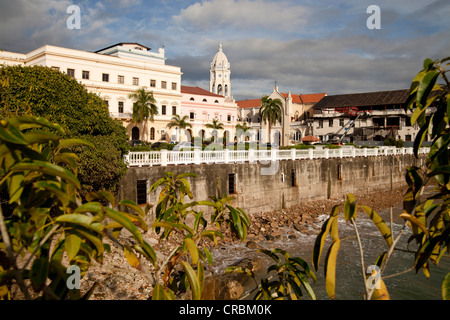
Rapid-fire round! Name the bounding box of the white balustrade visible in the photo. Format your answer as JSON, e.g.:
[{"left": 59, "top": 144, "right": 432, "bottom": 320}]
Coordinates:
[{"left": 125, "top": 147, "right": 431, "bottom": 167}]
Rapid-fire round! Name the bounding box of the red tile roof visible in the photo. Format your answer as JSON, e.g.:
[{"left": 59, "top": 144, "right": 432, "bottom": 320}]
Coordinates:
[
  {"left": 237, "top": 93, "right": 327, "bottom": 109},
  {"left": 280, "top": 92, "right": 327, "bottom": 104},
  {"left": 236, "top": 99, "right": 261, "bottom": 109},
  {"left": 181, "top": 85, "right": 224, "bottom": 98}
]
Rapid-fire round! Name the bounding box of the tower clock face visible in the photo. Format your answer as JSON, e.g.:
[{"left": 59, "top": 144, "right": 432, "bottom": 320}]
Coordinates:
[{"left": 218, "top": 74, "right": 222, "bottom": 78}]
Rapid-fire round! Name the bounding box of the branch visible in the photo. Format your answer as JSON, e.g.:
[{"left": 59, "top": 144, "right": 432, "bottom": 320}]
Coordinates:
[
  {"left": 351, "top": 218, "right": 369, "bottom": 299},
  {"left": 0, "top": 205, "right": 31, "bottom": 300}
]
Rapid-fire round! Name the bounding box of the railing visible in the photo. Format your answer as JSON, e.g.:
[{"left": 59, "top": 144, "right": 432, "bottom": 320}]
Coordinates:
[{"left": 125, "top": 147, "right": 430, "bottom": 167}]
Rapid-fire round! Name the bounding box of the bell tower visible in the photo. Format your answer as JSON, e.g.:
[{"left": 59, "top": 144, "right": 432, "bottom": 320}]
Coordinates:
[{"left": 210, "top": 42, "right": 231, "bottom": 98}]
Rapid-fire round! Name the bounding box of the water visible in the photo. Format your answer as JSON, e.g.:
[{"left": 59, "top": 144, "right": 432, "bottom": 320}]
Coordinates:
[{"left": 210, "top": 202, "right": 449, "bottom": 300}]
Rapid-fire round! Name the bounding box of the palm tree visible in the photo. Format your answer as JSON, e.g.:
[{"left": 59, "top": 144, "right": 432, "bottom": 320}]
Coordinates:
[
  {"left": 260, "top": 95, "right": 283, "bottom": 144},
  {"left": 235, "top": 123, "right": 253, "bottom": 142},
  {"left": 167, "top": 114, "right": 192, "bottom": 142},
  {"left": 205, "top": 118, "right": 224, "bottom": 142},
  {"left": 128, "top": 88, "right": 158, "bottom": 141}
]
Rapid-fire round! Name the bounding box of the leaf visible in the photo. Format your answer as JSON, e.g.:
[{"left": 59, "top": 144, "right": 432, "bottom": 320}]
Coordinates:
[
  {"left": 417, "top": 70, "right": 439, "bottom": 107},
  {"left": 7, "top": 172, "right": 24, "bottom": 204},
  {"left": 152, "top": 283, "right": 165, "bottom": 300},
  {"left": 105, "top": 208, "right": 143, "bottom": 244},
  {"left": 371, "top": 278, "right": 390, "bottom": 300},
  {"left": 344, "top": 193, "right": 357, "bottom": 222},
  {"left": 30, "top": 257, "right": 49, "bottom": 292},
  {"left": 56, "top": 214, "right": 103, "bottom": 234},
  {"left": 312, "top": 215, "right": 335, "bottom": 271},
  {"left": 197, "top": 261, "right": 204, "bottom": 295},
  {"left": 10, "top": 160, "right": 81, "bottom": 189},
  {"left": 0, "top": 123, "right": 28, "bottom": 145},
  {"left": 442, "top": 272, "right": 450, "bottom": 300},
  {"left": 58, "top": 138, "right": 94, "bottom": 150},
  {"left": 360, "top": 205, "right": 393, "bottom": 247},
  {"left": 400, "top": 212, "right": 428, "bottom": 235},
  {"left": 324, "top": 240, "right": 340, "bottom": 299},
  {"left": 124, "top": 245, "right": 140, "bottom": 269},
  {"left": 203, "top": 247, "right": 213, "bottom": 265},
  {"left": 184, "top": 237, "right": 199, "bottom": 265},
  {"left": 119, "top": 199, "right": 145, "bottom": 218},
  {"left": 180, "top": 261, "right": 201, "bottom": 300},
  {"left": 65, "top": 232, "right": 82, "bottom": 261}
]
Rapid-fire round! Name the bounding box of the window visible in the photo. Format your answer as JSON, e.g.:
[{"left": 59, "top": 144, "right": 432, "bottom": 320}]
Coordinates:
[
  {"left": 161, "top": 81, "right": 167, "bottom": 89},
  {"left": 150, "top": 79, "right": 156, "bottom": 88},
  {"left": 203, "top": 99, "right": 207, "bottom": 102},
  {"left": 133, "top": 77, "right": 139, "bottom": 86},
  {"left": 190, "top": 112, "right": 195, "bottom": 120},
  {"left": 51, "top": 66, "right": 60, "bottom": 71},
  {"left": 104, "top": 100, "right": 109, "bottom": 107},
  {"left": 82, "top": 71, "right": 90, "bottom": 80},
  {"left": 227, "top": 115, "right": 231, "bottom": 122},
  {"left": 136, "top": 180, "right": 147, "bottom": 205},
  {"left": 339, "top": 119, "right": 345, "bottom": 127},
  {"left": 405, "top": 134, "right": 412, "bottom": 142},
  {"left": 161, "top": 105, "right": 166, "bottom": 115},
  {"left": 118, "top": 75, "right": 124, "bottom": 84},
  {"left": 318, "top": 120, "right": 323, "bottom": 128},
  {"left": 190, "top": 97, "right": 195, "bottom": 101},
  {"left": 228, "top": 174, "right": 236, "bottom": 194},
  {"left": 214, "top": 100, "right": 219, "bottom": 103},
  {"left": 150, "top": 127, "right": 155, "bottom": 140},
  {"left": 102, "top": 73, "right": 109, "bottom": 82},
  {"left": 172, "top": 82, "right": 177, "bottom": 90},
  {"left": 118, "top": 101, "right": 124, "bottom": 113},
  {"left": 67, "top": 68, "right": 75, "bottom": 78},
  {"left": 291, "top": 169, "right": 297, "bottom": 187},
  {"left": 172, "top": 106, "right": 177, "bottom": 115},
  {"left": 329, "top": 119, "right": 334, "bottom": 127}
]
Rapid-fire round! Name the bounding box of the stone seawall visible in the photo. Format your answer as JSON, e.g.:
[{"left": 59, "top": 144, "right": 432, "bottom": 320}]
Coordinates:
[{"left": 119, "top": 154, "right": 425, "bottom": 216}]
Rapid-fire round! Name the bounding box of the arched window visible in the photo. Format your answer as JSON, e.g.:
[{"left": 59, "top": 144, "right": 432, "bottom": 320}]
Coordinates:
[
  {"left": 150, "top": 127, "right": 155, "bottom": 140},
  {"left": 203, "top": 99, "right": 207, "bottom": 102},
  {"left": 225, "top": 85, "right": 228, "bottom": 96},
  {"left": 190, "top": 97, "right": 195, "bottom": 101},
  {"left": 132, "top": 127, "right": 140, "bottom": 141},
  {"left": 217, "top": 84, "right": 223, "bottom": 96}
]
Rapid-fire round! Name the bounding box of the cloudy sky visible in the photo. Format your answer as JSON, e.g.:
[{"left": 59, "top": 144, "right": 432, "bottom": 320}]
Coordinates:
[{"left": 0, "top": 0, "right": 449, "bottom": 100}]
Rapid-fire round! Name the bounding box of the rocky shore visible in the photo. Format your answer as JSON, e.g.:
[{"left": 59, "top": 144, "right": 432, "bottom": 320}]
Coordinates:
[{"left": 78, "top": 186, "right": 407, "bottom": 300}]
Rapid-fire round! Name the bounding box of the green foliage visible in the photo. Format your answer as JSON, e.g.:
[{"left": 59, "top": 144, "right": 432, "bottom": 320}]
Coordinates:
[
  {"left": 0, "top": 116, "right": 154, "bottom": 300},
  {"left": 225, "top": 248, "right": 316, "bottom": 300},
  {"left": 384, "top": 137, "right": 405, "bottom": 148},
  {"left": 313, "top": 57, "right": 450, "bottom": 300},
  {"left": 148, "top": 172, "right": 250, "bottom": 299},
  {"left": 0, "top": 65, "right": 129, "bottom": 194},
  {"left": 260, "top": 96, "right": 283, "bottom": 143}
]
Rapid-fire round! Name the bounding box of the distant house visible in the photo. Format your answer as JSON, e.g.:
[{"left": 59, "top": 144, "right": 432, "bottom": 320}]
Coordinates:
[{"left": 311, "top": 89, "right": 436, "bottom": 144}]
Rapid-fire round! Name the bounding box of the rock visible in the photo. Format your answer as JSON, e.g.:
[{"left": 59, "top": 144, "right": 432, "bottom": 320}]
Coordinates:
[{"left": 246, "top": 241, "right": 261, "bottom": 249}]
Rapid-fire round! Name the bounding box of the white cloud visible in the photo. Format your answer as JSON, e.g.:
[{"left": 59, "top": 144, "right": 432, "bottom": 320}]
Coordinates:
[{"left": 172, "top": 0, "right": 309, "bottom": 34}]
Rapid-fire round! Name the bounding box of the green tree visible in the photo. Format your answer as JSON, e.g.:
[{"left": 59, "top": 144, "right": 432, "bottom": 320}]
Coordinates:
[
  {"left": 166, "top": 114, "right": 192, "bottom": 142},
  {"left": 0, "top": 65, "right": 129, "bottom": 195},
  {"left": 260, "top": 96, "right": 283, "bottom": 144},
  {"left": 0, "top": 116, "right": 155, "bottom": 300},
  {"left": 205, "top": 119, "right": 224, "bottom": 142},
  {"left": 235, "top": 123, "right": 253, "bottom": 142},
  {"left": 128, "top": 87, "right": 158, "bottom": 141}
]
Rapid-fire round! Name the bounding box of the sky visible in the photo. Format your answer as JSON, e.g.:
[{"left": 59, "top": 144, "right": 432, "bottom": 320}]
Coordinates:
[{"left": 0, "top": 0, "right": 449, "bottom": 100}]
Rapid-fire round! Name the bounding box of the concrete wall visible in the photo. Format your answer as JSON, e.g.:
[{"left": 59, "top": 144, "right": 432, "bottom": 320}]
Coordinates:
[{"left": 119, "top": 154, "right": 425, "bottom": 215}]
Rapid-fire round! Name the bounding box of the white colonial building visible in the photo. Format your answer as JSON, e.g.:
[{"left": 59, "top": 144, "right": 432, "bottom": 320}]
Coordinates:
[
  {"left": 0, "top": 43, "right": 182, "bottom": 142},
  {"left": 0, "top": 42, "right": 244, "bottom": 144}
]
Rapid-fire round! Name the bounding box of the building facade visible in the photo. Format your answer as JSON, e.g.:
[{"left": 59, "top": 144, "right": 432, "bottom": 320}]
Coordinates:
[
  {"left": 0, "top": 43, "right": 182, "bottom": 143},
  {"left": 237, "top": 86, "right": 326, "bottom": 146},
  {"left": 311, "top": 89, "right": 435, "bottom": 145}
]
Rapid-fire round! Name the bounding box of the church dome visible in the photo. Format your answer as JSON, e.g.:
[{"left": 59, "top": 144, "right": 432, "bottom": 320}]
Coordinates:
[{"left": 211, "top": 43, "right": 230, "bottom": 69}]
